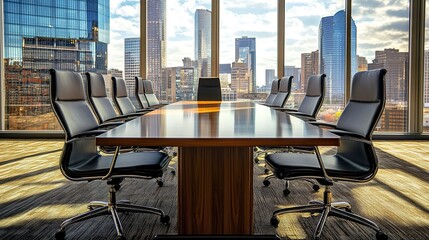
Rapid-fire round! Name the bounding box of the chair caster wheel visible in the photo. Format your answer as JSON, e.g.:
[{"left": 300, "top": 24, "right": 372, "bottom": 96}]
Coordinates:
[
  {"left": 114, "top": 185, "right": 121, "bottom": 191},
  {"left": 345, "top": 207, "right": 352, "bottom": 213},
  {"left": 376, "top": 231, "right": 388, "bottom": 240},
  {"left": 171, "top": 170, "right": 176, "bottom": 175},
  {"left": 254, "top": 158, "right": 259, "bottom": 163},
  {"left": 157, "top": 180, "right": 164, "bottom": 187},
  {"left": 116, "top": 236, "right": 126, "bottom": 240},
  {"left": 283, "top": 188, "right": 291, "bottom": 196},
  {"left": 312, "top": 184, "right": 320, "bottom": 192},
  {"left": 160, "top": 215, "right": 170, "bottom": 224},
  {"left": 88, "top": 206, "right": 93, "bottom": 210},
  {"left": 263, "top": 179, "right": 270, "bottom": 187},
  {"left": 264, "top": 169, "right": 270, "bottom": 174},
  {"left": 270, "top": 216, "right": 279, "bottom": 227},
  {"left": 55, "top": 230, "right": 65, "bottom": 240}
]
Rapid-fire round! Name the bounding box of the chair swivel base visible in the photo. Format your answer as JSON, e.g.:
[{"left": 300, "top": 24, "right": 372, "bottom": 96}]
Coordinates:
[
  {"left": 54, "top": 183, "right": 170, "bottom": 240},
  {"left": 270, "top": 186, "right": 388, "bottom": 240}
]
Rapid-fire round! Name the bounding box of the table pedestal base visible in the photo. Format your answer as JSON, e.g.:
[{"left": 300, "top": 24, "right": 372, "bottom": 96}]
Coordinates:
[{"left": 178, "top": 146, "right": 253, "bottom": 235}]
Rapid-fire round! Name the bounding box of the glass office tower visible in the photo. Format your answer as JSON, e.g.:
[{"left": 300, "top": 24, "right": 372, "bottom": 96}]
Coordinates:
[
  {"left": 147, "top": 0, "right": 166, "bottom": 101},
  {"left": 2, "top": 0, "right": 109, "bottom": 130},
  {"left": 124, "top": 37, "right": 140, "bottom": 98},
  {"left": 319, "top": 10, "right": 357, "bottom": 105},
  {"left": 235, "top": 36, "right": 256, "bottom": 92},
  {"left": 195, "top": 9, "right": 211, "bottom": 78}
]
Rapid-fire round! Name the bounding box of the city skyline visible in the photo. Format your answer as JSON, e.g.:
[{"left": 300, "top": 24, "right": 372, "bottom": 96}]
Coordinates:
[{"left": 108, "top": 0, "right": 410, "bottom": 87}]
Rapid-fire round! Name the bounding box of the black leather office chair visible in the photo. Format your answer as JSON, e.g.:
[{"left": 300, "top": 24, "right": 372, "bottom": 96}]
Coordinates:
[
  {"left": 141, "top": 79, "right": 168, "bottom": 107},
  {"left": 86, "top": 72, "right": 144, "bottom": 123},
  {"left": 111, "top": 76, "right": 151, "bottom": 116},
  {"left": 197, "top": 77, "right": 222, "bottom": 101},
  {"left": 263, "top": 79, "right": 280, "bottom": 105},
  {"left": 269, "top": 76, "right": 293, "bottom": 108},
  {"left": 50, "top": 69, "right": 171, "bottom": 240},
  {"left": 264, "top": 69, "right": 388, "bottom": 240},
  {"left": 135, "top": 76, "right": 158, "bottom": 110},
  {"left": 278, "top": 74, "right": 326, "bottom": 121}
]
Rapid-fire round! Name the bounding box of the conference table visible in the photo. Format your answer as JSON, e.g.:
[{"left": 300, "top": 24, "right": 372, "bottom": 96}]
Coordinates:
[{"left": 96, "top": 101, "right": 340, "bottom": 235}]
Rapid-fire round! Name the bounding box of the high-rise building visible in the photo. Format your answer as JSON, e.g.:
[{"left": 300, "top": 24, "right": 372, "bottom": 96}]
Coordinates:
[
  {"left": 195, "top": 9, "right": 211, "bottom": 78},
  {"left": 147, "top": 0, "right": 166, "bottom": 100},
  {"left": 231, "top": 62, "right": 252, "bottom": 95},
  {"left": 265, "top": 69, "right": 276, "bottom": 87},
  {"left": 300, "top": 50, "right": 319, "bottom": 91},
  {"left": 124, "top": 38, "right": 140, "bottom": 98},
  {"left": 162, "top": 67, "right": 196, "bottom": 101},
  {"left": 235, "top": 36, "right": 256, "bottom": 92},
  {"left": 368, "top": 48, "right": 408, "bottom": 102},
  {"left": 284, "top": 66, "right": 301, "bottom": 90},
  {"left": 368, "top": 48, "right": 408, "bottom": 132},
  {"left": 319, "top": 10, "right": 357, "bottom": 105},
  {"left": 2, "top": 0, "right": 109, "bottom": 130},
  {"left": 220, "top": 63, "right": 232, "bottom": 74},
  {"left": 357, "top": 55, "right": 368, "bottom": 72}
]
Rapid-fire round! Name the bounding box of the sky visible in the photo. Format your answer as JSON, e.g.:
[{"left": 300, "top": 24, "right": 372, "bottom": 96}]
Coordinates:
[{"left": 108, "top": 0, "right": 410, "bottom": 87}]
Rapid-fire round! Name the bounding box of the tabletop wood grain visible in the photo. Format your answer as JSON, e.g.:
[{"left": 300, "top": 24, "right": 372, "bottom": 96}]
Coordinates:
[{"left": 96, "top": 101, "right": 340, "bottom": 147}]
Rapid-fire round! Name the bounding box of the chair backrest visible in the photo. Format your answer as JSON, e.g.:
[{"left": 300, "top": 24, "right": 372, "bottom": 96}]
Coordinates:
[
  {"left": 297, "top": 74, "right": 326, "bottom": 118},
  {"left": 86, "top": 72, "right": 119, "bottom": 123},
  {"left": 336, "top": 69, "right": 387, "bottom": 140},
  {"left": 111, "top": 76, "right": 137, "bottom": 115},
  {"left": 197, "top": 77, "right": 222, "bottom": 101},
  {"left": 135, "top": 76, "right": 150, "bottom": 109},
  {"left": 265, "top": 79, "right": 280, "bottom": 105},
  {"left": 49, "top": 69, "right": 99, "bottom": 141},
  {"left": 142, "top": 80, "right": 161, "bottom": 106},
  {"left": 334, "top": 69, "right": 386, "bottom": 181},
  {"left": 271, "top": 76, "right": 293, "bottom": 107}
]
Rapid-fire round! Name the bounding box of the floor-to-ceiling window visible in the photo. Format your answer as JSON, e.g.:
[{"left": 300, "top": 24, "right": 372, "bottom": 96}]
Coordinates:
[
  {"left": 424, "top": 0, "right": 429, "bottom": 133},
  {"left": 285, "top": 1, "right": 344, "bottom": 123},
  {"left": 2, "top": 0, "right": 113, "bottom": 130},
  {"left": 353, "top": 0, "right": 410, "bottom": 133},
  {"left": 162, "top": 0, "right": 211, "bottom": 102},
  {"left": 219, "top": 0, "right": 277, "bottom": 101}
]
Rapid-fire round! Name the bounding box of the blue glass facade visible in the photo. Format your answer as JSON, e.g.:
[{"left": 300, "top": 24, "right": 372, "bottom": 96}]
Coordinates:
[
  {"left": 235, "top": 37, "right": 256, "bottom": 92},
  {"left": 3, "top": 0, "right": 109, "bottom": 130},
  {"left": 319, "top": 10, "right": 356, "bottom": 105}
]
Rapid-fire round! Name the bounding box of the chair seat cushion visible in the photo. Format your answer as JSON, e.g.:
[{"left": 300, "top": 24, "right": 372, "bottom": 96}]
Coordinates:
[
  {"left": 68, "top": 151, "right": 170, "bottom": 178},
  {"left": 265, "top": 152, "right": 371, "bottom": 180}
]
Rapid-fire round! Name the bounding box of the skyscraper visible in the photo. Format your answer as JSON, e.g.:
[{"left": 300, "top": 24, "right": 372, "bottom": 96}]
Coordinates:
[
  {"left": 124, "top": 38, "right": 140, "bottom": 98},
  {"left": 368, "top": 48, "right": 408, "bottom": 102},
  {"left": 147, "top": 0, "right": 166, "bottom": 100},
  {"left": 319, "top": 10, "right": 357, "bottom": 105},
  {"left": 195, "top": 9, "right": 211, "bottom": 78},
  {"left": 301, "top": 50, "right": 319, "bottom": 91},
  {"left": 235, "top": 36, "right": 256, "bottom": 92},
  {"left": 2, "top": 0, "right": 109, "bottom": 130},
  {"left": 265, "top": 69, "right": 276, "bottom": 87}
]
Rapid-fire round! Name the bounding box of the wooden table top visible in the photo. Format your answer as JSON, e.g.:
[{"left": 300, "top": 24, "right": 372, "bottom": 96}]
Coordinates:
[{"left": 96, "top": 101, "right": 340, "bottom": 147}]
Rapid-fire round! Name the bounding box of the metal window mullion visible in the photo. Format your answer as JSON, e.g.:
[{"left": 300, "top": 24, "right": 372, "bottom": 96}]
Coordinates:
[
  {"left": 408, "top": 0, "right": 425, "bottom": 133},
  {"left": 211, "top": 0, "right": 219, "bottom": 77},
  {"left": 345, "top": 0, "right": 351, "bottom": 103},
  {"left": 278, "top": 0, "right": 285, "bottom": 78},
  {"left": 140, "top": 0, "right": 147, "bottom": 78},
  {"left": 0, "top": 0, "right": 4, "bottom": 130}
]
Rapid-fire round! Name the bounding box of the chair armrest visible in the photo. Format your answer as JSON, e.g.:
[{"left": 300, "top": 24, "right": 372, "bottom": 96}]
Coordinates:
[
  {"left": 329, "top": 129, "right": 371, "bottom": 145},
  {"left": 99, "top": 122, "right": 123, "bottom": 129},
  {"left": 275, "top": 108, "right": 297, "bottom": 112},
  {"left": 73, "top": 129, "right": 106, "bottom": 138},
  {"left": 288, "top": 112, "right": 316, "bottom": 121},
  {"left": 309, "top": 121, "right": 337, "bottom": 129},
  {"left": 135, "top": 109, "right": 151, "bottom": 114}
]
